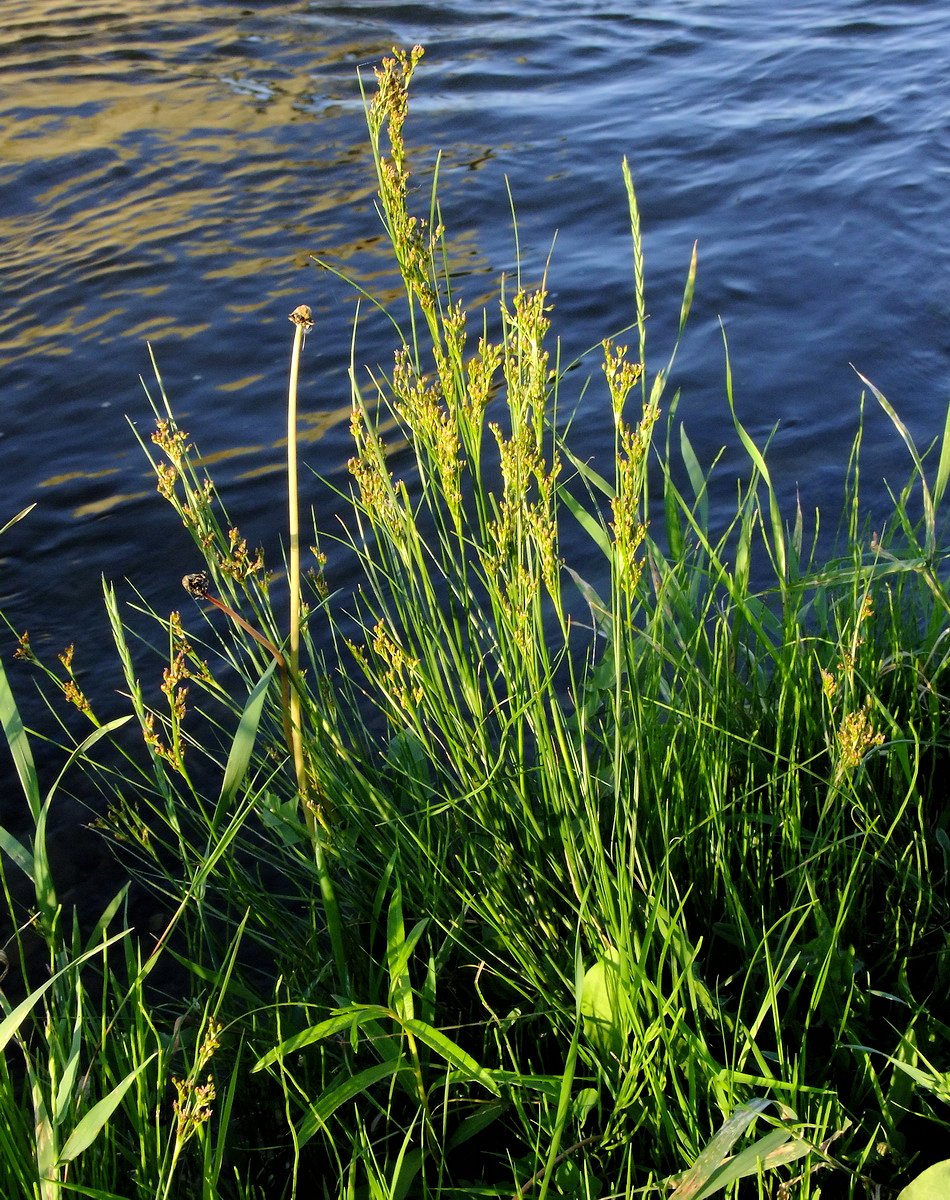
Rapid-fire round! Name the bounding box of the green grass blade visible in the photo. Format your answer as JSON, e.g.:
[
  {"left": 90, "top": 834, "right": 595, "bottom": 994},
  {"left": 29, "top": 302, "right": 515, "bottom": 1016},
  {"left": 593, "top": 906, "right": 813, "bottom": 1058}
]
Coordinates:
[
  {"left": 252, "top": 1006, "right": 390, "bottom": 1072},
  {"left": 387, "top": 881, "right": 427, "bottom": 1025},
  {"left": 855, "top": 368, "right": 936, "bottom": 553},
  {"left": 58, "top": 1053, "right": 158, "bottom": 1164},
  {"left": 722, "top": 330, "right": 787, "bottom": 584},
  {"left": 669, "top": 1098, "right": 771, "bottom": 1198},
  {"left": 0, "top": 504, "right": 36, "bottom": 538},
  {"left": 213, "top": 660, "right": 277, "bottom": 827},
  {"left": 678, "top": 241, "right": 698, "bottom": 338},
  {"left": 0, "top": 653, "right": 41, "bottom": 821},
  {"left": 679, "top": 423, "right": 710, "bottom": 528},
  {"left": 32, "top": 793, "right": 57, "bottom": 924},
  {"left": 297, "top": 1061, "right": 400, "bottom": 1147},
  {"left": 0, "top": 823, "right": 34, "bottom": 880},
  {"left": 53, "top": 989, "right": 84, "bottom": 1126},
  {"left": 0, "top": 932, "right": 129, "bottom": 1053},
  {"left": 689, "top": 1128, "right": 810, "bottom": 1200},
  {"left": 933, "top": 402, "right": 950, "bottom": 510},
  {"left": 402, "top": 1019, "right": 501, "bottom": 1095},
  {"left": 557, "top": 485, "right": 613, "bottom": 559}
]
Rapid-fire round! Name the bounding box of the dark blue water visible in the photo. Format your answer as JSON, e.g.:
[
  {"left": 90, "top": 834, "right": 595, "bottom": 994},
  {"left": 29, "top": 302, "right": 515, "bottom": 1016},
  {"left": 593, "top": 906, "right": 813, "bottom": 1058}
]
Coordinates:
[{"left": 1, "top": 0, "right": 948, "bottom": 700}]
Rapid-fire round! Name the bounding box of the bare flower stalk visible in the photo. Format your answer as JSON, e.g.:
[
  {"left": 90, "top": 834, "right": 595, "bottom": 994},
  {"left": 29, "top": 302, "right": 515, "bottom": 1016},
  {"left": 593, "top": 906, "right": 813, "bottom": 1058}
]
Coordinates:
[
  {"left": 182, "top": 571, "right": 295, "bottom": 760},
  {"left": 287, "top": 304, "right": 316, "bottom": 837}
]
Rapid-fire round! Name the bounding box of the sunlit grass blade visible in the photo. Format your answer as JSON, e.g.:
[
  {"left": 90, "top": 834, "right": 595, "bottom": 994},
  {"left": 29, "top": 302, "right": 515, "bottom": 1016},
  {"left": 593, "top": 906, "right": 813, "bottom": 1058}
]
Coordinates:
[
  {"left": 0, "top": 652, "right": 41, "bottom": 820},
  {"left": 58, "top": 1054, "right": 158, "bottom": 1165}
]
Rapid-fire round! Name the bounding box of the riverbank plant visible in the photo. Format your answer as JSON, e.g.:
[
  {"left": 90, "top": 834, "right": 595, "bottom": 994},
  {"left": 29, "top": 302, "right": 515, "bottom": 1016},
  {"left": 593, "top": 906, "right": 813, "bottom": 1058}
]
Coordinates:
[{"left": 2, "top": 45, "right": 949, "bottom": 1199}]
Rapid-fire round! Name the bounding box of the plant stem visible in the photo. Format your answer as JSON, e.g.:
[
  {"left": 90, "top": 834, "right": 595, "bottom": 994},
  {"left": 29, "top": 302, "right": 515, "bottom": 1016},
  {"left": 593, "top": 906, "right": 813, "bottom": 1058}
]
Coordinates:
[{"left": 287, "top": 304, "right": 316, "bottom": 837}]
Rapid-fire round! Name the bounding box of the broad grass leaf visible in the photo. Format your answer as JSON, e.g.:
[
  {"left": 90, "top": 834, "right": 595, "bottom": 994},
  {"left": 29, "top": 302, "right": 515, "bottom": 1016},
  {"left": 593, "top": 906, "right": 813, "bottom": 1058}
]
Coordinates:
[
  {"left": 678, "top": 241, "right": 698, "bottom": 338},
  {"left": 402, "top": 1018, "right": 501, "bottom": 1095},
  {"left": 32, "top": 794, "right": 57, "bottom": 926},
  {"left": 668, "top": 1097, "right": 770, "bottom": 1199},
  {"left": 386, "top": 882, "right": 427, "bottom": 1024},
  {"left": 53, "top": 989, "right": 84, "bottom": 1126},
  {"left": 83, "top": 885, "right": 130, "bottom": 957},
  {"left": 855, "top": 368, "right": 935, "bottom": 554},
  {"left": 558, "top": 485, "right": 613, "bottom": 559},
  {"left": 722, "top": 330, "right": 787, "bottom": 583},
  {"left": 664, "top": 471, "right": 687, "bottom": 562},
  {"left": 934, "top": 402, "right": 950, "bottom": 510},
  {"left": 0, "top": 503, "right": 36, "bottom": 538},
  {"left": 58, "top": 1054, "right": 157, "bottom": 1164},
  {"left": 677, "top": 1128, "right": 811, "bottom": 1200},
  {"left": 897, "top": 1159, "right": 950, "bottom": 1200},
  {"left": 0, "top": 824, "right": 33, "bottom": 880},
  {"left": 213, "top": 660, "right": 277, "bottom": 827},
  {"left": 565, "top": 569, "right": 612, "bottom": 641},
  {"left": 446, "top": 1100, "right": 507, "bottom": 1152},
  {"left": 680, "top": 422, "right": 709, "bottom": 526},
  {"left": 0, "top": 653, "right": 41, "bottom": 820},
  {"left": 252, "top": 1006, "right": 389, "bottom": 1072},
  {"left": 296, "top": 1060, "right": 398, "bottom": 1146},
  {"left": 0, "top": 932, "right": 128, "bottom": 1053}
]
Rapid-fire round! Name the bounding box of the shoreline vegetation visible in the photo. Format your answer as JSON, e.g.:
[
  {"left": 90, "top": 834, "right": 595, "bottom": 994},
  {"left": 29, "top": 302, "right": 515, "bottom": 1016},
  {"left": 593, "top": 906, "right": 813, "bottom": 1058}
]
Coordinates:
[{"left": 1, "top": 46, "right": 948, "bottom": 1199}]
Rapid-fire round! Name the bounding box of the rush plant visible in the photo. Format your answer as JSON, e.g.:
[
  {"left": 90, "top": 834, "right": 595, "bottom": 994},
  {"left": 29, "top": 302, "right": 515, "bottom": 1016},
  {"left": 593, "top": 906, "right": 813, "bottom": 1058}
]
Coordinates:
[{"left": 1, "top": 45, "right": 947, "bottom": 1200}]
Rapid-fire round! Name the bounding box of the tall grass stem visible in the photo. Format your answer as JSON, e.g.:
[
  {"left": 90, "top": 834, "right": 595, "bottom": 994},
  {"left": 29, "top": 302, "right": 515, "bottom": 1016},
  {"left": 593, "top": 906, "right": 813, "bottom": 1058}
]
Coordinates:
[{"left": 287, "top": 303, "right": 315, "bottom": 837}]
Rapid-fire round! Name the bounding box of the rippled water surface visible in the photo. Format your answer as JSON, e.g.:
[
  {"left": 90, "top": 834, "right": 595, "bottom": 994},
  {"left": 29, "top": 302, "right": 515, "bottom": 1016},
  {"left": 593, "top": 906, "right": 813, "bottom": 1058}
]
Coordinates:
[{"left": 1, "top": 0, "right": 949, "bottom": 707}]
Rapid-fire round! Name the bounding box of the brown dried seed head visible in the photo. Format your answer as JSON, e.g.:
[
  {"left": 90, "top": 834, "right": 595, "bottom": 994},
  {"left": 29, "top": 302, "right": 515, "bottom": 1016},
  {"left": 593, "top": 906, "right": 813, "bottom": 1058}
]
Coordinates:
[
  {"left": 289, "top": 304, "right": 314, "bottom": 332},
  {"left": 182, "top": 571, "right": 211, "bottom": 599}
]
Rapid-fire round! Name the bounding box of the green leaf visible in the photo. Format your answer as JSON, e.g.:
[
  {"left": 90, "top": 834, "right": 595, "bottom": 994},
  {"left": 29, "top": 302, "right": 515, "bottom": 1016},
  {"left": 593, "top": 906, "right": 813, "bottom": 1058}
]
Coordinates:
[
  {"left": 897, "top": 1159, "right": 950, "bottom": 1200},
  {"left": 252, "top": 1005, "right": 389, "bottom": 1072},
  {"left": 213, "top": 660, "right": 277, "bottom": 827},
  {"left": 557, "top": 484, "right": 613, "bottom": 559},
  {"left": 32, "top": 793, "right": 58, "bottom": 925},
  {"left": 664, "top": 471, "right": 686, "bottom": 561},
  {"left": 0, "top": 504, "right": 36, "bottom": 538},
  {"left": 83, "top": 885, "right": 130, "bottom": 957},
  {"left": 296, "top": 1060, "right": 399, "bottom": 1146},
  {"left": 0, "top": 653, "right": 41, "bottom": 821},
  {"left": 446, "top": 1100, "right": 508, "bottom": 1152},
  {"left": 669, "top": 1098, "right": 772, "bottom": 1199},
  {"left": 0, "top": 824, "right": 33, "bottom": 880},
  {"left": 58, "top": 1054, "right": 157, "bottom": 1163},
  {"left": 387, "top": 881, "right": 427, "bottom": 1025},
  {"left": 678, "top": 241, "right": 698, "bottom": 338},
  {"left": 579, "top": 948, "right": 629, "bottom": 1062},
  {"left": 0, "top": 932, "right": 128, "bottom": 1054},
  {"left": 53, "top": 989, "right": 84, "bottom": 1125},
  {"left": 933, "top": 402, "right": 950, "bottom": 510},
  {"left": 855, "top": 368, "right": 935, "bottom": 556},
  {"left": 689, "top": 1128, "right": 811, "bottom": 1200},
  {"left": 402, "top": 1019, "right": 500, "bottom": 1095},
  {"left": 559, "top": 442, "right": 615, "bottom": 500},
  {"left": 565, "top": 569, "right": 613, "bottom": 641},
  {"left": 679, "top": 423, "right": 709, "bottom": 528}
]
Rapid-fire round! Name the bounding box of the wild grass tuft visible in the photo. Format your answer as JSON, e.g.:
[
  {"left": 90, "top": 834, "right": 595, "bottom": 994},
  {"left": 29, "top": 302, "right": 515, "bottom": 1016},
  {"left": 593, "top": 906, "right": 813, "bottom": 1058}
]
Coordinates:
[{"left": 2, "top": 44, "right": 949, "bottom": 1199}]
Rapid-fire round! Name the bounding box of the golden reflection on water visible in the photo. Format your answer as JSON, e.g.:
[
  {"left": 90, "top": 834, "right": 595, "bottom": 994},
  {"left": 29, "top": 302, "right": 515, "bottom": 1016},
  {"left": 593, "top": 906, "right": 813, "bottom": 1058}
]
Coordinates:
[
  {"left": 0, "top": 0, "right": 492, "bottom": 531},
  {"left": 0, "top": 0, "right": 390, "bottom": 361},
  {"left": 62, "top": 400, "right": 356, "bottom": 516}
]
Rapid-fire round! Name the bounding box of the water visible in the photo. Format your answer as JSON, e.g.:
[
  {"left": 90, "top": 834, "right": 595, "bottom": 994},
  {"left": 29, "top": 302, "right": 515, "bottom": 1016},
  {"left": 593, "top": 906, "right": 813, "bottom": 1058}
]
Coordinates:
[{"left": 1, "top": 0, "right": 949, "bottom": 742}]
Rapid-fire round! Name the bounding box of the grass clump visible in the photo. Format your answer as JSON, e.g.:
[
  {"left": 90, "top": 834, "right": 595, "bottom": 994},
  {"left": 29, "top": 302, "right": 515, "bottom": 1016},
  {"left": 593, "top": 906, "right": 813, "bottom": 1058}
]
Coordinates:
[{"left": 2, "top": 45, "right": 950, "bottom": 1199}]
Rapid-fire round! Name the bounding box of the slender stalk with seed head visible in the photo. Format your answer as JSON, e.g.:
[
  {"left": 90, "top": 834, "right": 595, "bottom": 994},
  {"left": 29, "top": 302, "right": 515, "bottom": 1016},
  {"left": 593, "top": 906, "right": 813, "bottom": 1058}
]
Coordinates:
[
  {"left": 287, "top": 304, "right": 316, "bottom": 837},
  {"left": 285, "top": 306, "right": 348, "bottom": 993}
]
